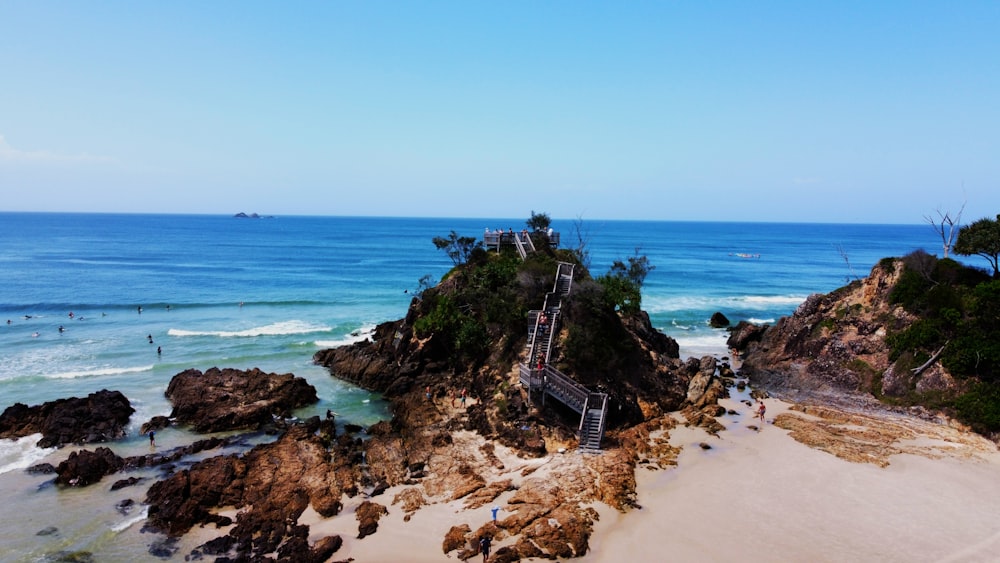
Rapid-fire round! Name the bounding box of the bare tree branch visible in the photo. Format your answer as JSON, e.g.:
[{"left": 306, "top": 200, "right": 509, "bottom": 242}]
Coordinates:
[
  {"left": 911, "top": 342, "right": 948, "bottom": 377},
  {"left": 923, "top": 200, "right": 966, "bottom": 258}
]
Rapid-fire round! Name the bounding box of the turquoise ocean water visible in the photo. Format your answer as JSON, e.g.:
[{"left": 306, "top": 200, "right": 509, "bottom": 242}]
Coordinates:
[{"left": 0, "top": 213, "right": 936, "bottom": 561}]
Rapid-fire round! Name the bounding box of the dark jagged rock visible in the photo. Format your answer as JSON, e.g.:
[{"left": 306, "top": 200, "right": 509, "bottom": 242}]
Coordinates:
[
  {"left": 312, "top": 320, "right": 406, "bottom": 394},
  {"left": 0, "top": 389, "right": 134, "bottom": 448},
  {"left": 311, "top": 534, "right": 343, "bottom": 561},
  {"left": 139, "top": 416, "right": 172, "bottom": 435},
  {"left": 148, "top": 537, "right": 178, "bottom": 558},
  {"left": 145, "top": 424, "right": 361, "bottom": 561},
  {"left": 51, "top": 435, "right": 239, "bottom": 488},
  {"left": 110, "top": 477, "right": 142, "bottom": 491},
  {"left": 27, "top": 463, "right": 56, "bottom": 474},
  {"left": 55, "top": 447, "right": 125, "bottom": 487},
  {"left": 121, "top": 435, "right": 237, "bottom": 471},
  {"left": 356, "top": 500, "right": 388, "bottom": 538},
  {"left": 709, "top": 311, "right": 731, "bottom": 328},
  {"left": 726, "top": 320, "right": 768, "bottom": 351},
  {"left": 164, "top": 367, "right": 318, "bottom": 433}
]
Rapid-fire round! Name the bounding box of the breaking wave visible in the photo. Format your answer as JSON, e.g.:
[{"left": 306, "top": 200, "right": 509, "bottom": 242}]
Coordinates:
[{"left": 169, "top": 320, "right": 331, "bottom": 338}]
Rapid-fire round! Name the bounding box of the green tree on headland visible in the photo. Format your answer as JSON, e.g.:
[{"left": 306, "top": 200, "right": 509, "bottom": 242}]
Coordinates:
[
  {"left": 433, "top": 231, "right": 481, "bottom": 266},
  {"left": 597, "top": 248, "right": 654, "bottom": 314},
  {"left": 526, "top": 210, "right": 551, "bottom": 232},
  {"left": 954, "top": 214, "right": 1000, "bottom": 278}
]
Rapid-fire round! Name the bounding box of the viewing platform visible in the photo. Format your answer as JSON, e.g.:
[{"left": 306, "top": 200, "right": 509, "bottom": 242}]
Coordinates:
[{"left": 484, "top": 229, "right": 560, "bottom": 255}]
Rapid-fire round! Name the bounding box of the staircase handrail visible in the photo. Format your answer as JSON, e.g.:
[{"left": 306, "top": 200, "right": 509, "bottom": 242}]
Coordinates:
[
  {"left": 544, "top": 365, "right": 589, "bottom": 411},
  {"left": 552, "top": 262, "right": 575, "bottom": 295},
  {"left": 577, "top": 395, "right": 592, "bottom": 434},
  {"left": 522, "top": 231, "right": 537, "bottom": 253},
  {"left": 512, "top": 233, "right": 528, "bottom": 259}
]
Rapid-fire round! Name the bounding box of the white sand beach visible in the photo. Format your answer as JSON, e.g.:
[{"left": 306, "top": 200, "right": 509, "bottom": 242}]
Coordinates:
[{"left": 584, "top": 397, "right": 1000, "bottom": 563}]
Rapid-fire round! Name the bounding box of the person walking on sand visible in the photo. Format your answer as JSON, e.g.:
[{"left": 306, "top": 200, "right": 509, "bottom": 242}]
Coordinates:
[
  {"left": 757, "top": 400, "right": 766, "bottom": 423},
  {"left": 479, "top": 535, "right": 492, "bottom": 562}
]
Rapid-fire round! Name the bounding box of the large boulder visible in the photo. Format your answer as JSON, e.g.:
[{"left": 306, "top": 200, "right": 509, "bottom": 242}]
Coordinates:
[
  {"left": 709, "top": 311, "right": 730, "bottom": 328},
  {"left": 55, "top": 446, "right": 125, "bottom": 486},
  {"left": 165, "top": 367, "right": 318, "bottom": 432},
  {"left": 0, "top": 389, "right": 134, "bottom": 448}
]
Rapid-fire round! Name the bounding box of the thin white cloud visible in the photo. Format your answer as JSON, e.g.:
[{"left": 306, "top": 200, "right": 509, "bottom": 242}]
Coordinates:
[{"left": 0, "top": 135, "right": 114, "bottom": 164}]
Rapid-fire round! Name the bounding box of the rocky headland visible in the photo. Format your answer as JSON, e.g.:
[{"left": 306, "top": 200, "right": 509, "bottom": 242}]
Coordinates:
[{"left": 731, "top": 255, "right": 1000, "bottom": 438}]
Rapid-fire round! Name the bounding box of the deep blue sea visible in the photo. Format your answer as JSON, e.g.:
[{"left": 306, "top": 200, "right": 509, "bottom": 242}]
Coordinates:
[{"left": 0, "top": 212, "right": 936, "bottom": 561}]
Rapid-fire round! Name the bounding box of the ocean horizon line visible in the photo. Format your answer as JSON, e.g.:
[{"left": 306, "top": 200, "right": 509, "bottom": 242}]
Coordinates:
[{"left": 0, "top": 210, "right": 927, "bottom": 228}]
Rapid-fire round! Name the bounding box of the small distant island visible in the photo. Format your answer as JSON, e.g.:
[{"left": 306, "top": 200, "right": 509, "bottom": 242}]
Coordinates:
[{"left": 233, "top": 212, "right": 275, "bottom": 219}]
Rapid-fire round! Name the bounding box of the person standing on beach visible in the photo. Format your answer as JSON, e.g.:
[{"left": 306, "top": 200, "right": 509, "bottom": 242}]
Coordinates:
[
  {"left": 757, "top": 400, "right": 766, "bottom": 423},
  {"left": 479, "top": 535, "right": 492, "bottom": 562},
  {"left": 149, "top": 431, "right": 155, "bottom": 447}
]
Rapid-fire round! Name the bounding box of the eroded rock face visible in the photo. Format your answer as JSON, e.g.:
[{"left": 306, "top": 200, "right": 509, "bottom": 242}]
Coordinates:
[
  {"left": 731, "top": 260, "right": 940, "bottom": 401},
  {"left": 0, "top": 389, "right": 134, "bottom": 448},
  {"left": 165, "top": 367, "right": 318, "bottom": 432},
  {"left": 145, "top": 425, "right": 361, "bottom": 561}
]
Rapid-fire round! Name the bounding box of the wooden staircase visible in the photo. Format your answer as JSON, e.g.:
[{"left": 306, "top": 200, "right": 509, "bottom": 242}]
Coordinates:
[
  {"left": 519, "top": 262, "right": 608, "bottom": 452},
  {"left": 578, "top": 393, "right": 608, "bottom": 453}
]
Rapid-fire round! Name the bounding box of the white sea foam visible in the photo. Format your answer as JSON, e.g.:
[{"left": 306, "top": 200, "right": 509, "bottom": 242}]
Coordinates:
[
  {"left": 169, "top": 320, "right": 331, "bottom": 338},
  {"left": 672, "top": 333, "right": 729, "bottom": 348},
  {"left": 672, "top": 332, "right": 731, "bottom": 359},
  {"left": 111, "top": 506, "right": 149, "bottom": 533},
  {"left": 742, "top": 295, "right": 807, "bottom": 306},
  {"left": 747, "top": 317, "right": 776, "bottom": 324},
  {"left": 314, "top": 324, "right": 376, "bottom": 348},
  {"left": 0, "top": 434, "right": 54, "bottom": 475},
  {"left": 643, "top": 294, "right": 807, "bottom": 313},
  {"left": 43, "top": 365, "right": 154, "bottom": 380}
]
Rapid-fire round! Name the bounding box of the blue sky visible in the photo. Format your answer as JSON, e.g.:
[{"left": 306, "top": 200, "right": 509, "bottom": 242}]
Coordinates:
[{"left": 1, "top": 2, "right": 998, "bottom": 223}]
